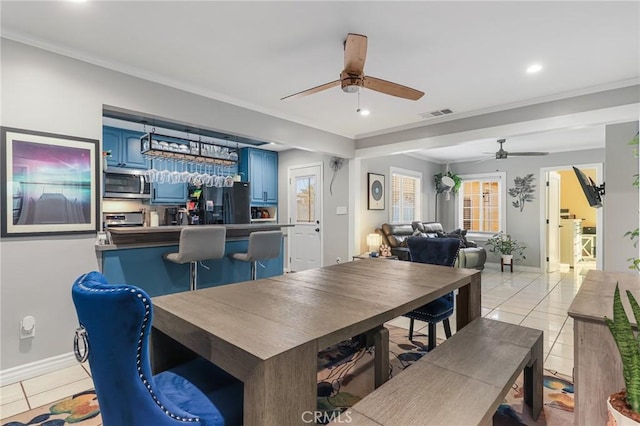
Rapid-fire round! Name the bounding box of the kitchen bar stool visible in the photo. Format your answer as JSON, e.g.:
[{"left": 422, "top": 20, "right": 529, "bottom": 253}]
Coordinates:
[
  {"left": 163, "top": 226, "right": 226, "bottom": 291},
  {"left": 231, "top": 230, "right": 282, "bottom": 280}
]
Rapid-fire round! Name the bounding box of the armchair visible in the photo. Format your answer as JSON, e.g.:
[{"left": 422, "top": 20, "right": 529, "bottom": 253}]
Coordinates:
[{"left": 71, "top": 271, "right": 243, "bottom": 426}]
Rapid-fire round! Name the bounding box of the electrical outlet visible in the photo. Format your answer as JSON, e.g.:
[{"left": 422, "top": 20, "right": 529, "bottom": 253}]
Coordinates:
[{"left": 20, "top": 316, "right": 35, "bottom": 339}]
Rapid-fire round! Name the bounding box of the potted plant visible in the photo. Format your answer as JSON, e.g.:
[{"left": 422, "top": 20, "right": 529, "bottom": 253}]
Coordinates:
[
  {"left": 485, "top": 232, "right": 526, "bottom": 265},
  {"left": 605, "top": 284, "right": 640, "bottom": 425}
]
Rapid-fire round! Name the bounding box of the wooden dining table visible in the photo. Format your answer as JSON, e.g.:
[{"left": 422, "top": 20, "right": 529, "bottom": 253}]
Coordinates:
[{"left": 151, "top": 258, "right": 481, "bottom": 426}]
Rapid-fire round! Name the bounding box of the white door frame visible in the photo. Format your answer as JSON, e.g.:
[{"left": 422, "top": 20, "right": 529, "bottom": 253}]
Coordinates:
[
  {"left": 539, "top": 163, "right": 604, "bottom": 271},
  {"left": 546, "top": 171, "right": 561, "bottom": 273},
  {"left": 287, "top": 162, "right": 324, "bottom": 269}
]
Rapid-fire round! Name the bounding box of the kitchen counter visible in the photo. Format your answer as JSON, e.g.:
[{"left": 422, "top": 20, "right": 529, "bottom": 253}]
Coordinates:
[
  {"left": 99, "top": 223, "right": 292, "bottom": 250},
  {"left": 96, "top": 223, "right": 291, "bottom": 296}
]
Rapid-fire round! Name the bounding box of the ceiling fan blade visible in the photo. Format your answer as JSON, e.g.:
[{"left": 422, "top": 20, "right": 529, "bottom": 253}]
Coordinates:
[
  {"left": 280, "top": 80, "right": 341, "bottom": 101},
  {"left": 363, "top": 76, "right": 424, "bottom": 100},
  {"left": 474, "top": 156, "right": 496, "bottom": 163},
  {"left": 508, "top": 152, "right": 549, "bottom": 156},
  {"left": 344, "top": 33, "right": 368, "bottom": 74}
]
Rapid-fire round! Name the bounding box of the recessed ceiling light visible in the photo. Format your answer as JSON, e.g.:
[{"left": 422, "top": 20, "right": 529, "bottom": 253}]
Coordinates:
[
  {"left": 357, "top": 108, "right": 370, "bottom": 116},
  {"left": 527, "top": 63, "right": 543, "bottom": 74}
]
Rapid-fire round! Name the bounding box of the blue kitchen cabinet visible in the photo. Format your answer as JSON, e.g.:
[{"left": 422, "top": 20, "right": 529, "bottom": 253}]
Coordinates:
[
  {"left": 150, "top": 159, "right": 187, "bottom": 204},
  {"left": 103, "top": 126, "right": 147, "bottom": 169},
  {"left": 239, "top": 148, "right": 278, "bottom": 205}
]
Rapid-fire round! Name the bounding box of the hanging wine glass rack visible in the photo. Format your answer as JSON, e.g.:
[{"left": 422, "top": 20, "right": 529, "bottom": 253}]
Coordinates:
[{"left": 140, "top": 132, "right": 238, "bottom": 165}]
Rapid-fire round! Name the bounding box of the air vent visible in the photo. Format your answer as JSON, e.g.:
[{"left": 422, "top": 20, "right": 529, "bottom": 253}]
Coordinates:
[{"left": 419, "top": 108, "right": 454, "bottom": 119}]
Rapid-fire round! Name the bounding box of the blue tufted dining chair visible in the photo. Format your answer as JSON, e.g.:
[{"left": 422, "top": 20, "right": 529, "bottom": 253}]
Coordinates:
[
  {"left": 71, "top": 271, "right": 243, "bottom": 426},
  {"left": 404, "top": 237, "right": 461, "bottom": 351}
]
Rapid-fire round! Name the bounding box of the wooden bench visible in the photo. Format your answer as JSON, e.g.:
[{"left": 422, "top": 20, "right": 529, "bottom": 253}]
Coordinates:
[{"left": 342, "top": 318, "right": 543, "bottom": 426}]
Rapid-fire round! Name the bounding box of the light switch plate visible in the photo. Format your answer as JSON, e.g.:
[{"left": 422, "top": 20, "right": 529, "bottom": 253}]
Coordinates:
[{"left": 336, "top": 206, "right": 347, "bottom": 215}]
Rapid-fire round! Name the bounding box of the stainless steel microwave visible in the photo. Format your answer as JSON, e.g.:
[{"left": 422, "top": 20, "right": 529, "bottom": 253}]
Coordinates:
[{"left": 103, "top": 169, "right": 151, "bottom": 199}]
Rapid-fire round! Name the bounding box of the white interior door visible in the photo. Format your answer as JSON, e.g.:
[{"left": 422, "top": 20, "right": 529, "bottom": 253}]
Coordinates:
[
  {"left": 289, "top": 164, "right": 322, "bottom": 272},
  {"left": 546, "top": 171, "right": 561, "bottom": 272}
]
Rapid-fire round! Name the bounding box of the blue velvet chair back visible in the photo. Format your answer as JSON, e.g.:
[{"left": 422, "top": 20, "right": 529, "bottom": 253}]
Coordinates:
[
  {"left": 72, "top": 271, "right": 211, "bottom": 425},
  {"left": 404, "top": 237, "right": 461, "bottom": 346},
  {"left": 406, "top": 236, "right": 461, "bottom": 266}
]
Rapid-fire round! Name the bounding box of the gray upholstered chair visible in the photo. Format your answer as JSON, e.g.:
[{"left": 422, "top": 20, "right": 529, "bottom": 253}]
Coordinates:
[
  {"left": 231, "top": 231, "right": 282, "bottom": 280},
  {"left": 163, "top": 226, "right": 226, "bottom": 291}
]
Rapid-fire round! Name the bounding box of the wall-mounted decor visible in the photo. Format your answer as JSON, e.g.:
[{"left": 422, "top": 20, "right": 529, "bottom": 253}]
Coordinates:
[
  {"left": 368, "top": 173, "right": 385, "bottom": 210},
  {"left": 1, "top": 127, "right": 100, "bottom": 237},
  {"left": 509, "top": 174, "right": 536, "bottom": 212}
]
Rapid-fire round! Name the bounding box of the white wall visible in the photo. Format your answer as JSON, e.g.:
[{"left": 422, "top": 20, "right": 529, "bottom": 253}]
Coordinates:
[
  {"left": 358, "top": 154, "right": 442, "bottom": 252},
  {"left": 604, "top": 121, "right": 639, "bottom": 271},
  {"left": 0, "top": 39, "right": 354, "bottom": 371},
  {"left": 277, "top": 149, "right": 350, "bottom": 267}
]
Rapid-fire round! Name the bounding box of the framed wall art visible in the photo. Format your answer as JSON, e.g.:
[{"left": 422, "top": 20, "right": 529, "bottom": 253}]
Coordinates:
[
  {"left": 368, "top": 172, "right": 385, "bottom": 210},
  {"left": 1, "top": 127, "right": 100, "bottom": 237}
]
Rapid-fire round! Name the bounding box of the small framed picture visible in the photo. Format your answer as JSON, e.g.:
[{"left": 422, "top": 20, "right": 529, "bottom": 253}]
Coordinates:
[{"left": 368, "top": 173, "right": 385, "bottom": 210}]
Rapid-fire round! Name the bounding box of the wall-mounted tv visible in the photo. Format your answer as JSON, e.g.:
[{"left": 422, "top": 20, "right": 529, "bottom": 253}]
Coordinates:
[{"left": 573, "top": 166, "right": 605, "bottom": 208}]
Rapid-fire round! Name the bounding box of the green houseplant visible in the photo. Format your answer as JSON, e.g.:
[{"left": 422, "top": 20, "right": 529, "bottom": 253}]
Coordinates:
[
  {"left": 485, "top": 232, "right": 526, "bottom": 264},
  {"left": 625, "top": 132, "right": 640, "bottom": 271},
  {"left": 605, "top": 284, "right": 640, "bottom": 424}
]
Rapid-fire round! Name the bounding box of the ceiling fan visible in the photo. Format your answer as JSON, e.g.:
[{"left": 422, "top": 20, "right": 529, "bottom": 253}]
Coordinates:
[
  {"left": 484, "top": 139, "right": 549, "bottom": 160},
  {"left": 281, "top": 33, "right": 424, "bottom": 101}
]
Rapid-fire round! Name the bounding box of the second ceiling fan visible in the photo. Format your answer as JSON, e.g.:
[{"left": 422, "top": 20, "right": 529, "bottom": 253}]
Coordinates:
[
  {"left": 281, "top": 33, "right": 424, "bottom": 101},
  {"left": 485, "top": 139, "right": 549, "bottom": 160}
]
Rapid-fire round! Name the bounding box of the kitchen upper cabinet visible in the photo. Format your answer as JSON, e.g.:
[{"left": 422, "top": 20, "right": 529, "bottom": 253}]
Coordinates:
[
  {"left": 103, "top": 126, "right": 147, "bottom": 169},
  {"left": 152, "top": 182, "right": 187, "bottom": 204},
  {"left": 150, "top": 159, "right": 188, "bottom": 204},
  {"left": 239, "top": 148, "right": 278, "bottom": 205}
]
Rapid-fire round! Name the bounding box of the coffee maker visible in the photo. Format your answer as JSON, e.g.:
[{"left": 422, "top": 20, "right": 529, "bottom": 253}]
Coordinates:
[{"left": 165, "top": 207, "right": 179, "bottom": 226}]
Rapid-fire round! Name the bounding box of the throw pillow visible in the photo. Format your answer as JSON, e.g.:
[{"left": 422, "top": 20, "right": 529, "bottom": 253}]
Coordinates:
[{"left": 446, "top": 229, "right": 468, "bottom": 248}]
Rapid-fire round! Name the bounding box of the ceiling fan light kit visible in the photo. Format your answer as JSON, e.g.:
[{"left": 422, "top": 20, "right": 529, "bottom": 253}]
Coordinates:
[{"left": 281, "top": 33, "right": 424, "bottom": 101}]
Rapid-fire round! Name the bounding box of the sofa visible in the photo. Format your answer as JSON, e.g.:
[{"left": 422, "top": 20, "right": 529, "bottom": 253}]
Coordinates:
[{"left": 375, "top": 221, "right": 486, "bottom": 270}]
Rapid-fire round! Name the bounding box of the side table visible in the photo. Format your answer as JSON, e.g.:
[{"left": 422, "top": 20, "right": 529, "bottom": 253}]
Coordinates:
[{"left": 501, "top": 258, "right": 513, "bottom": 273}]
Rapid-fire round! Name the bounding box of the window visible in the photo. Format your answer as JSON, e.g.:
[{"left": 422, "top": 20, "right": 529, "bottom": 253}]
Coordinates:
[
  {"left": 295, "top": 175, "right": 316, "bottom": 223},
  {"left": 390, "top": 167, "right": 422, "bottom": 223},
  {"left": 458, "top": 172, "right": 506, "bottom": 234}
]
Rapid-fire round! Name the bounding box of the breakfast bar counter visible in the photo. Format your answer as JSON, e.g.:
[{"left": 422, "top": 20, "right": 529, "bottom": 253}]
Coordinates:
[
  {"left": 100, "top": 223, "right": 291, "bottom": 249},
  {"left": 96, "top": 223, "right": 291, "bottom": 296}
]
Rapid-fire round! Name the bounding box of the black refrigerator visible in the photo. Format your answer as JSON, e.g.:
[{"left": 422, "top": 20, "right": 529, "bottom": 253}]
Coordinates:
[{"left": 190, "top": 182, "right": 251, "bottom": 224}]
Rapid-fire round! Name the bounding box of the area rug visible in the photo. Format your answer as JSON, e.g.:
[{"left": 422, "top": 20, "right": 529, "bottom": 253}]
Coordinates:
[
  {"left": 2, "top": 390, "right": 101, "bottom": 426},
  {"left": 316, "top": 325, "right": 574, "bottom": 425}
]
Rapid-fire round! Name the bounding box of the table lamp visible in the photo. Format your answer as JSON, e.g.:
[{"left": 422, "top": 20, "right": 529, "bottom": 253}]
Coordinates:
[{"left": 366, "top": 233, "right": 382, "bottom": 257}]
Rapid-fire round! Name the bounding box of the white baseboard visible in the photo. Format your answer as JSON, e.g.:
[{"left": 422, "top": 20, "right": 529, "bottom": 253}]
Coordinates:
[
  {"left": 484, "top": 262, "right": 543, "bottom": 273},
  {"left": 0, "top": 352, "right": 78, "bottom": 386}
]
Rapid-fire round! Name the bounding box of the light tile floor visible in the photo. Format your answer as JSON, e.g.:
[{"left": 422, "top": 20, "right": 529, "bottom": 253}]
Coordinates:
[{"left": 1, "top": 262, "right": 593, "bottom": 421}]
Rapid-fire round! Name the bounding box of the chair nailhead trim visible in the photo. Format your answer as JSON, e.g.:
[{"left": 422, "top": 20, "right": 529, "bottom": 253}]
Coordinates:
[{"left": 77, "top": 277, "right": 201, "bottom": 423}]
